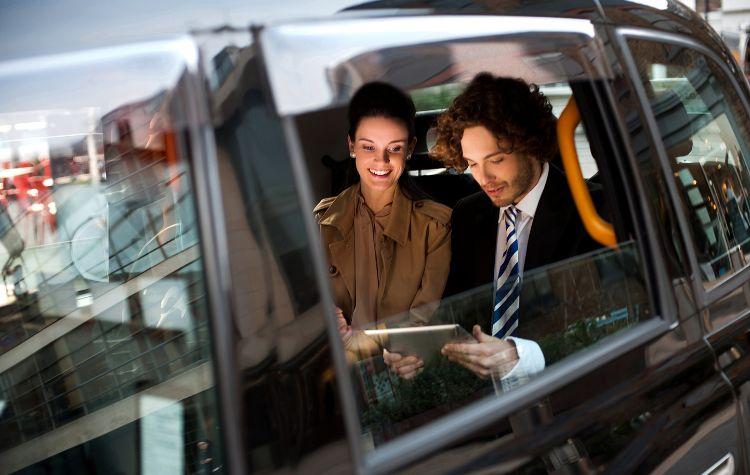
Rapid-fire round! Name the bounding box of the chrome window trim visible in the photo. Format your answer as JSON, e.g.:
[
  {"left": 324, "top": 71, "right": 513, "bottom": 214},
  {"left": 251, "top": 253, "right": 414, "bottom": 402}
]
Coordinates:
[
  {"left": 275, "top": 112, "right": 368, "bottom": 474},
  {"left": 254, "top": 24, "right": 368, "bottom": 470},
  {"left": 703, "top": 299, "right": 750, "bottom": 348},
  {"left": 588, "top": 26, "right": 680, "bottom": 327},
  {"left": 181, "top": 38, "right": 248, "bottom": 475},
  {"left": 616, "top": 27, "right": 750, "bottom": 310},
  {"left": 701, "top": 452, "right": 735, "bottom": 475},
  {"left": 259, "top": 15, "right": 597, "bottom": 116},
  {"left": 0, "top": 37, "right": 198, "bottom": 77}
]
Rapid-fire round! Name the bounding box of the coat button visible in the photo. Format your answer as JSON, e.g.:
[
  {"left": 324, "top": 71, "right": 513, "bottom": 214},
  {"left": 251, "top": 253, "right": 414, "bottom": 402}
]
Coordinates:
[
  {"left": 329, "top": 265, "right": 337, "bottom": 275},
  {"left": 415, "top": 201, "right": 424, "bottom": 208}
]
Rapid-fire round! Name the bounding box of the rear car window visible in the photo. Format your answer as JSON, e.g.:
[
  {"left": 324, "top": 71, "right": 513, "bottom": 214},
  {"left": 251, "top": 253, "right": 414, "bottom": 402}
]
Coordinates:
[
  {"left": 0, "top": 40, "right": 224, "bottom": 473},
  {"left": 629, "top": 38, "right": 750, "bottom": 286}
]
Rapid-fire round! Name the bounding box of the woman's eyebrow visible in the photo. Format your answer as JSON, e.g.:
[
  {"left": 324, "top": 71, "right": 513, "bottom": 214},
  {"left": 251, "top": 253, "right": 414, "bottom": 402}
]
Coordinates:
[{"left": 356, "top": 137, "right": 408, "bottom": 144}]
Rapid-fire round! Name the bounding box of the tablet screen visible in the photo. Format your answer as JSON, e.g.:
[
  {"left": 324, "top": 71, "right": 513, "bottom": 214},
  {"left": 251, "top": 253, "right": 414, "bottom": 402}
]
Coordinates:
[{"left": 363, "top": 324, "right": 474, "bottom": 360}]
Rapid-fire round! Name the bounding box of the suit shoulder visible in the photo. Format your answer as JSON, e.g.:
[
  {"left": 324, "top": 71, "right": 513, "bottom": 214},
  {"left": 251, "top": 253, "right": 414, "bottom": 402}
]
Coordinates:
[
  {"left": 454, "top": 191, "right": 490, "bottom": 213},
  {"left": 413, "top": 199, "right": 451, "bottom": 226},
  {"left": 313, "top": 196, "right": 336, "bottom": 221}
]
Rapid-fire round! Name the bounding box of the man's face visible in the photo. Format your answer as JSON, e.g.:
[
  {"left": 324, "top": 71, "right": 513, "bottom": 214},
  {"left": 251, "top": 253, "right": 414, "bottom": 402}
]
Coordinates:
[{"left": 460, "top": 126, "right": 539, "bottom": 207}]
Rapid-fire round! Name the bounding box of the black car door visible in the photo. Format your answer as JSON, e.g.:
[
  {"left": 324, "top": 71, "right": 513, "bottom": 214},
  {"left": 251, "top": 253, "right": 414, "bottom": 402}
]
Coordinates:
[{"left": 243, "top": 13, "right": 742, "bottom": 474}]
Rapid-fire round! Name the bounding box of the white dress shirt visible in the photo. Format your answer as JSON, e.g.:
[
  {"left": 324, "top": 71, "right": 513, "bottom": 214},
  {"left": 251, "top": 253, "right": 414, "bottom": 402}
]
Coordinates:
[{"left": 494, "top": 163, "right": 548, "bottom": 387}]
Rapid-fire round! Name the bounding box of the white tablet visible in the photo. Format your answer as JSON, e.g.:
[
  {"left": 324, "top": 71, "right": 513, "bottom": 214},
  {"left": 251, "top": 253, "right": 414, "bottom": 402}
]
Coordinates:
[{"left": 363, "top": 324, "right": 475, "bottom": 361}]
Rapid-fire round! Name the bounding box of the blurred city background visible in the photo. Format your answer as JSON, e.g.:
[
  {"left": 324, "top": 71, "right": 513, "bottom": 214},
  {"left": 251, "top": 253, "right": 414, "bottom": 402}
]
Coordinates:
[{"left": 692, "top": 0, "right": 750, "bottom": 64}]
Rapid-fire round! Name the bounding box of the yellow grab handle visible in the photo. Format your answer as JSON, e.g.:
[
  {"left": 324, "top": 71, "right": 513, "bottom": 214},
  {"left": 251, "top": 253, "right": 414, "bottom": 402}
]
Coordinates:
[{"left": 557, "top": 97, "right": 617, "bottom": 249}]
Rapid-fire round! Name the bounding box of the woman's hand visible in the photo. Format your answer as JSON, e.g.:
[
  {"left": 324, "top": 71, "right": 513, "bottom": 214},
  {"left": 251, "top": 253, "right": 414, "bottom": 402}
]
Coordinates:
[
  {"left": 383, "top": 349, "right": 424, "bottom": 379},
  {"left": 335, "top": 306, "right": 353, "bottom": 346}
]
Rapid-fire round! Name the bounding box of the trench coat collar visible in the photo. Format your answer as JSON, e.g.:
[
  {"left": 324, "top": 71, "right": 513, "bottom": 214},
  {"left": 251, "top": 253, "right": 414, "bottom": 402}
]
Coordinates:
[
  {"left": 319, "top": 185, "right": 356, "bottom": 236},
  {"left": 319, "top": 183, "right": 411, "bottom": 246}
]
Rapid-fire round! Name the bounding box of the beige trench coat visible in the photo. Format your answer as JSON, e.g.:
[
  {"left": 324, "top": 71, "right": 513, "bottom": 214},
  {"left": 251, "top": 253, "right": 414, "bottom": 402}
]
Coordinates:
[{"left": 314, "top": 184, "right": 451, "bottom": 327}]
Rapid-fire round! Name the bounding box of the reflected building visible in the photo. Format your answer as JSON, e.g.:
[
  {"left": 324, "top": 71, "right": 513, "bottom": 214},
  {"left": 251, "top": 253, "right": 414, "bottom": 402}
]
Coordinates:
[{"left": 0, "top": 84, "right": 219, "bottom": 473}]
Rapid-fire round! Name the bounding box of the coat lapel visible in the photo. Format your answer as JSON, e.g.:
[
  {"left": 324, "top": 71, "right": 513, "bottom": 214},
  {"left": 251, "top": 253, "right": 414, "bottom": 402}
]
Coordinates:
[
  {"left": 475, "top": 194, "right": 500, "bottom": 284},
  {"left": 329, "top": 238, "right": 355, "bottom": 306},
  {"left": 320, "top": 185, "right": 358, "bottom": 308},
  {"left": 525, "top": 165, "right": 574, "bottom": 272},
  {"left": 474, "top": 196, "right": 499, "bottom": 335}
]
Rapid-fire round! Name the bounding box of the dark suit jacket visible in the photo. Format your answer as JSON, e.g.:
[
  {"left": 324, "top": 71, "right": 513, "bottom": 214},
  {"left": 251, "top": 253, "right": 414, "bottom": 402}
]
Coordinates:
[{"left": 443, "top": 164, "right": 602, "bottom": 337}]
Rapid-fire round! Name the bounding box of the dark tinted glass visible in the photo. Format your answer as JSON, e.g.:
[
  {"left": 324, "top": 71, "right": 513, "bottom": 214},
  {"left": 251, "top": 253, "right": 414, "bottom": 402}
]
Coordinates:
[
  {"left": 208, "top": 37, "right": 351, "bottom": 473},
  {"left": 0, "top": 40, "right": 223, "bottom": 473},
  {"left": 629, "top": 38, "right": 750, "bottom": 285}
]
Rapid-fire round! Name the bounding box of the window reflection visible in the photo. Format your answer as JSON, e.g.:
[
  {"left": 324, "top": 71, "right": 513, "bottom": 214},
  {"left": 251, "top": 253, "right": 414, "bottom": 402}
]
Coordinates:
[
  {"left": 635, "top": 40, "right": 750, "bottom": 284},
  {"left": 347, "top": 242, "right": 648, "bottom": 447},
  {"left": 0, "top": 55, "right": 221, "bottom": 473},
  {"left": 212, "top": 53, "right": 346, "bottom": 473}
]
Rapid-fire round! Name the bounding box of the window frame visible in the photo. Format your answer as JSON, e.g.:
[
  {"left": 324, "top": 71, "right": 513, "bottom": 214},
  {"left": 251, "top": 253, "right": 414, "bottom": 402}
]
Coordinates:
[
  {"left": 0, "top": 37, "right": 247, "bottom": 474},
  {"left": 258, "top": 17, "right": 672, "bottom": 475},
  {"left": 617, "top": 27, "right": 750, "bottom": 311}
]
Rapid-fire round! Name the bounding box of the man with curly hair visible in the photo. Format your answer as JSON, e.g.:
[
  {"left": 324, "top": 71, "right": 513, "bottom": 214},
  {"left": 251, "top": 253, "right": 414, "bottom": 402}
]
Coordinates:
[{"left": 435, "top": 73, "right": 599, "bottom": 386}]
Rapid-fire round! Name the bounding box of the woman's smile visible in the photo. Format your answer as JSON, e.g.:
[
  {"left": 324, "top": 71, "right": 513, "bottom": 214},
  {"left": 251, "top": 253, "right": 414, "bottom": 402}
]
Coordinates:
[{"left": 368, "top": 168, "right": 393, "bottom": 177}]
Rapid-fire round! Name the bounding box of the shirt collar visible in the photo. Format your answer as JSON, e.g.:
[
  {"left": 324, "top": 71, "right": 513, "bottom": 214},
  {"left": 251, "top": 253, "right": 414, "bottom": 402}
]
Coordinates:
[{"left": 498, "top": 162, "right": 549, "bottom": 222}]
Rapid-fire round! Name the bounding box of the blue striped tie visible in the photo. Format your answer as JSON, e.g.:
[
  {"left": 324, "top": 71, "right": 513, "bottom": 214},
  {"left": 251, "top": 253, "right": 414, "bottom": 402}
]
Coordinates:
[{"left": 492, "top": 206, "right": 521, "bottom": 338}]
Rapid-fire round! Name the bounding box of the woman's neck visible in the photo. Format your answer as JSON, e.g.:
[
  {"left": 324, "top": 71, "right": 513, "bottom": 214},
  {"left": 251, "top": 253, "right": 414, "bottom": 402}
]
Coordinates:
[{"left": 361, "top": 184, "right": 396, "bottom": 213}]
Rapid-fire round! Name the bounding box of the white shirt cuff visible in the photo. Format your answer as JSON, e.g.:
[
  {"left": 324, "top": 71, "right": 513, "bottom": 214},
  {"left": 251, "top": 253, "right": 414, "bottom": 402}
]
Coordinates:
[{"left": 499, "top": 337, "right": 545, "bottom": 390}]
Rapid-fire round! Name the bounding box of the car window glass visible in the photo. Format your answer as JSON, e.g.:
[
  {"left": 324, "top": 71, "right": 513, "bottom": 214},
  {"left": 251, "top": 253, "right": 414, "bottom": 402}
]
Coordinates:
[
  {"left": 288, "top": 35, "right": 655, "bottom": 457},
  {"left": 207, "top": 36, "right": 352, "bottom": 473},
  {"left": 0, "top": 42, "right": 224, "bottom": 473},
  {"left": 628, "top": 38, "right": 750, "bottom": 285}
]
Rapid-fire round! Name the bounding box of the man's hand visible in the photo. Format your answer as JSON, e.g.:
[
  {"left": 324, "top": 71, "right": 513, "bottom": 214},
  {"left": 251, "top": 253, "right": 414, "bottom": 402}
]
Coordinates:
[
  {"left": 383, "top": 349, "right": 424, "bottom": 379},
  {"left": 335, "top": 307, "right": 352, "bottom": 346},
  {"left": 441, "top": 325, "right": 519, "bottom": 378}
]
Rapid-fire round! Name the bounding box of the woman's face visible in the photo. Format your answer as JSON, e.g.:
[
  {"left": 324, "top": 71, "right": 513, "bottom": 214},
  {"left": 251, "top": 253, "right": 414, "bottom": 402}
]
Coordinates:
[{"left": 348, "top": 116, "right": 412, "bottom": 196}]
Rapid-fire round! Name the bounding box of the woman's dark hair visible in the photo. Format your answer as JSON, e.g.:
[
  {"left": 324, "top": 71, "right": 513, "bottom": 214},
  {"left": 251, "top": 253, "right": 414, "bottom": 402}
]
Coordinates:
[
  {"left": 346, "top": 82, "right": 428, "bottom": 200},
  {"left": 432, "top": 73, "right": 558, "bottom": 171}
]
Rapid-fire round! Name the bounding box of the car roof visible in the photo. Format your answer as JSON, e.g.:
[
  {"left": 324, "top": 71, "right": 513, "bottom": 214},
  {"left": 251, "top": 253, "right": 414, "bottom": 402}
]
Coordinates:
[{"left": 0, "top": 0, "right": 731, "bottom": 71}]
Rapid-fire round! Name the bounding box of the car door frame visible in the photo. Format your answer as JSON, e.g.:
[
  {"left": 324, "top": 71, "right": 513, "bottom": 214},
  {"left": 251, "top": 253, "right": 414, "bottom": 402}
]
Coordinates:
[
  {"left": 614, "top": 25, "right": 750, "bottom": 473},
  {"left": 615, "top": 26, "right": 750, "bottom": 316},
  {"left": 254, "top": 14, "right": 679, "bottom": 475}
]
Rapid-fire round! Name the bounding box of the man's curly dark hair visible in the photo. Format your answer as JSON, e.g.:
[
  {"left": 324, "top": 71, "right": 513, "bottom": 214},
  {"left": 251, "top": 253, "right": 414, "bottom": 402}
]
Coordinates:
[{"left": 432, "top": 73, "right": 558, "bottom": 171}]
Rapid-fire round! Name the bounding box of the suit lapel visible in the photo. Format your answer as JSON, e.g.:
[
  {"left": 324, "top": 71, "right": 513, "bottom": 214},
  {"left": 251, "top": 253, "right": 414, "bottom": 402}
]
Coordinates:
[
  {"left": 475, "top": 195, "right": 500, "bottom": 285},
  {"left": 525, "top": 165, "right": 574, "bottom": 272}
]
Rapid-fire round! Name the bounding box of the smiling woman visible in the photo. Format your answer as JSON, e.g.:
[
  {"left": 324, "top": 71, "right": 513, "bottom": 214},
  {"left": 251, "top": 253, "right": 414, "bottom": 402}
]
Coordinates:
[
  {"left": 313, "top": 82, "right": 452, "bottom": 364},
  {"left": 351, "top": 116, "right": 409, "bottom": 211}
]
